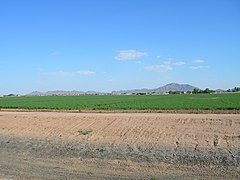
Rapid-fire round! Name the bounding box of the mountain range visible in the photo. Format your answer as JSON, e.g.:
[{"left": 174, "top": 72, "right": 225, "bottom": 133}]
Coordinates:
[
  {"left": 111, "top": 83, "right": 196, "bottom": 94},
  {"left": 26, "top": 83, "right": 197, "bottom": 96}
]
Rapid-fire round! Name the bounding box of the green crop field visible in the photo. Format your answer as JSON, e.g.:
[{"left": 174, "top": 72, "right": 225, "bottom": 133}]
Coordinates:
[{"left": 0, "top": 93, "right": 240, "bottom": 110}]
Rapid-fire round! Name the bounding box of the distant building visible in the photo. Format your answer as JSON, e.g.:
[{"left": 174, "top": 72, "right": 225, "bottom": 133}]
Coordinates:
[{"left": 3, "top": 94, "right": 17, "bottom": 97}]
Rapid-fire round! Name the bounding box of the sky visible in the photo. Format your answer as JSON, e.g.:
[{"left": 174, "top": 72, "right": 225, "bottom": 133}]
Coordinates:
[{"left": 0, "top": 0, "right": 240, "bottom": 95}]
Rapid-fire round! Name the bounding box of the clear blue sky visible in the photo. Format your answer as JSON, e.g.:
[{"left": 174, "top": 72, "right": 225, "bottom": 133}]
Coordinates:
[{"left": 0, "top": 0, "right": 239, "bottom": 94}]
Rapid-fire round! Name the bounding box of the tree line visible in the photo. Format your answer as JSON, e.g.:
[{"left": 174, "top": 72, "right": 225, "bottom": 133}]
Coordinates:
[
  {"left": 192, "top": 87, "right": 240, "bottom": 94},
  {"left": 227, "top": 87, "right": 240, "bottom": 93}
]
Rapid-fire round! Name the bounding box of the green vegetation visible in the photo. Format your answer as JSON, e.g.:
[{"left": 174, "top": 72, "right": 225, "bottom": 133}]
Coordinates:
[
  {"left": 0, "top": 93, "right": 240, "bottom": 110},
  {"left": 78, "top": 128, "right": 93, "bottom": 135},
  {"left": 192, "top": 88, "right": 215, "bottom": 94}
]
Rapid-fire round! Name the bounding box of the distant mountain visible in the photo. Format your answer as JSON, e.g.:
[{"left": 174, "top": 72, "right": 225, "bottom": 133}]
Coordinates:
[
  {"left": 45, "top": 90, "right": 85, "bottom": 95},
  {"left": 112, "top": 83, "right": 197, "bottom": 94},
  {"left": 26, "top": 91, "right": 45, "bottom": 96},
  {"left": 25, "top": 90, "right": 103, "bottom": 96},
  {"left": 26, "top": 83, "right": 197, "bottom": 96},
  {"left": 153, "top": 83, "right": 196, "bottom": 93}
]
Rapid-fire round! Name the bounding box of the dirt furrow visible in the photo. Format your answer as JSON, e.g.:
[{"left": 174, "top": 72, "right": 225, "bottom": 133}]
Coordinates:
[{"left": 0, "top": 112, "right": 239, "bottom": 179}]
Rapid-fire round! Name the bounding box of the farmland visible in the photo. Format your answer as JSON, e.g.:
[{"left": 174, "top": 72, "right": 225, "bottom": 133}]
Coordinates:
[
  {"left": 0, "top": 93, "right": 240, "bottom": 110},
  {"left": 1, "top": 94, "right": 240, "bottom": 179}
]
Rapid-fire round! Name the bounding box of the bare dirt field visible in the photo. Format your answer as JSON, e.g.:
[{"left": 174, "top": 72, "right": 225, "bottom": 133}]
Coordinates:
[{"left": 0, "top": 112, "right": 240, "bottom": 179}]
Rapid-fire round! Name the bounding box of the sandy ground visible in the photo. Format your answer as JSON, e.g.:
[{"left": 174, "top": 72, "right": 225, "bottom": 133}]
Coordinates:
[{"left": 0, "top": 112, "right": 240, "bottom": 179}]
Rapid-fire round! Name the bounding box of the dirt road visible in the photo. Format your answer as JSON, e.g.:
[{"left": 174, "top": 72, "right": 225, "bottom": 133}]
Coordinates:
[{"left": 0, "top": 112, "right": 240, "bottom": 179}]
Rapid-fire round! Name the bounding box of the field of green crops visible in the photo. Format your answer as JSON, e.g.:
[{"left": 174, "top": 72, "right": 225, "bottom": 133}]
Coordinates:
[{"left": 0, "top": 93, "right": 240, "bottom": 110}]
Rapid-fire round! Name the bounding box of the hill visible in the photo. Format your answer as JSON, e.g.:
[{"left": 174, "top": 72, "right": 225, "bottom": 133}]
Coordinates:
[
  {"left": 26, "top": 83, "right": 197, "bottom": 96},
  {"left": 112, "top": 83, "right": 196, "bottom": 94}
]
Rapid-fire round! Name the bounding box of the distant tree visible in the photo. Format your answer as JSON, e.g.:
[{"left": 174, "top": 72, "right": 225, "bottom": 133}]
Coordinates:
[
  {"left": 193, "top": 88, "right": 200, "bottom": 94},
  {"left": 136, "top": 93, "right": 146, "bottom": 95},
  {"left": 232, "top": 87, "right": 240, "bottom": 92},
  {"left": 204, "top": 88, "right": 210, "bottom": 93}
]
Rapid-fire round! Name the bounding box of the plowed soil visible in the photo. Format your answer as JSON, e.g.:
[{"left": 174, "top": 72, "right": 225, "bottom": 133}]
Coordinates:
[{"left": 0, "top": 112, "right": 240, "bottom": 179}]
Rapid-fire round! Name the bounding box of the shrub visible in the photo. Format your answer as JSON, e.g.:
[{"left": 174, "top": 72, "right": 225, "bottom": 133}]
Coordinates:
[{"left": 78, "top": 128, "right": 93, "bottom": 135}]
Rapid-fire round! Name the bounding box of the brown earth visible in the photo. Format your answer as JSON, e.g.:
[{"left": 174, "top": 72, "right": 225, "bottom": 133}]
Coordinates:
[{"left": 0, "top": 112, "right": 240, "bottom": 179}]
